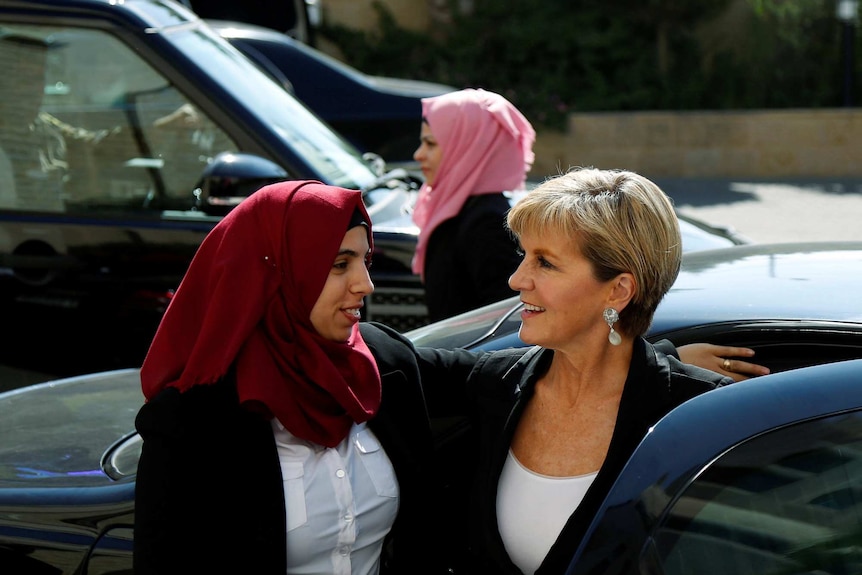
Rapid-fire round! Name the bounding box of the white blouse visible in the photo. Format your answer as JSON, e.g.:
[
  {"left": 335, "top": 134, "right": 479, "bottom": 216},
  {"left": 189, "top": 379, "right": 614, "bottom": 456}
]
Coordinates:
[
  {"left": 272, "top": 419, "right": 399, "bottom": 575},
  {"left": 497, "top": 449, "right": 598, "bottom": 575}
]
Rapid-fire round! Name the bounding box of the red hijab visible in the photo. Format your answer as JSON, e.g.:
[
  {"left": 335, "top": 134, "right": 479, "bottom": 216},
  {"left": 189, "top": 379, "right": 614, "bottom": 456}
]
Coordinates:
[{"left": 140, "top": 180, "right": 381, "bottom": 447}]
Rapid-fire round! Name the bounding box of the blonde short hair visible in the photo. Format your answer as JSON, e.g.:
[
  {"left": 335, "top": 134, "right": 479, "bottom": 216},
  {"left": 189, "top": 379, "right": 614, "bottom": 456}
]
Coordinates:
[{"left": 506, "top": 167, "right": 681, "bottom": 337}]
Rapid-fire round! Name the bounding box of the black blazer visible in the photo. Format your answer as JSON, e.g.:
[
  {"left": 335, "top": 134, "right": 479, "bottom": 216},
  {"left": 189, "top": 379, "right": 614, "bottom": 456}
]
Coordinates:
[
  {"left": 134, "top": 323, "right": 726, "bottom": 575},
  {"left": 423, "top": 193, "right": 521, "bottom": 322},
  {"left": 133, "top": 341, "right": 443, "bottom": 575},
  {"left": 360, "top": 323, "right": 731, "bottom": 575}
]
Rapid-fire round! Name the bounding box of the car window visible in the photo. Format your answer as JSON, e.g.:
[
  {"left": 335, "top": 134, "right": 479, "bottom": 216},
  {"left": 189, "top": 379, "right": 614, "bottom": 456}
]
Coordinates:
[
  {"left": 166, "top": 22, "right": 376, "bottom": 189},
  {"left": 0, "top": 24, "right": 239, "bottom": 214},
  {"left": 653, "top": 410, "right": 862, "bottom": 575}
]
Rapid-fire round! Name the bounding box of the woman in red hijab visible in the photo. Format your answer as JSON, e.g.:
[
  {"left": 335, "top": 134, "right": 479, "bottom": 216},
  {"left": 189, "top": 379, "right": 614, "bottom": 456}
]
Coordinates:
[
  {"left": 133, "top": 180, "right": 439, "bottom": 575},
  {"left": 412, "top": 88, "right": 536, "bottom": 322}
]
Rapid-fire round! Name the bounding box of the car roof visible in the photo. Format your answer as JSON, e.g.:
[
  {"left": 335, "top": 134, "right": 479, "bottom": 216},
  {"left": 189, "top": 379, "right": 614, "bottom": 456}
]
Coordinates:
[
  {"left": 651, "top": 241, "right": 862, "bottom": 334},
  {"left": 207, "top": 17, "right": 454, "bottom": 135},
  {"left": 626, "top": 358, "right": 862, "bottom": 494},
  {"left": 206, "top": 19, "right": 455, "bottom": 96}
]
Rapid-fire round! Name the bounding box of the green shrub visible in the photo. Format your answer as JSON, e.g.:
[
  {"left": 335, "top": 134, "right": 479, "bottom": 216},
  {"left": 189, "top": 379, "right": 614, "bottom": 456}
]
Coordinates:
[{"left": 319, "top": 0, "right": 860, "bottom": 130}]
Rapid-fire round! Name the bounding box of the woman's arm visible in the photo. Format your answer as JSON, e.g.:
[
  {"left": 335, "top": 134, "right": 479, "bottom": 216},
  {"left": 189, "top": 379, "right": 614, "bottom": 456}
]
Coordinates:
[{"left": 360, "top": 321, "right": 485, "bottom": 416}]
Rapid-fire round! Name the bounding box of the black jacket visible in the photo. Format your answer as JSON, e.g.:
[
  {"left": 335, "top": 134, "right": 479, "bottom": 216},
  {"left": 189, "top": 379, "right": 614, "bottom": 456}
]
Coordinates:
[
  {"left": 133, "top": 350, "right": 441, "bottom": 575},
  {"left": 359, "top": 323, "right": 731, "bottom": 574},
  {"left": 423, "top": 193, "right": 521, "bottom": 322},
  {"left": 134, "top": 323, "right": 727, "bottom": 575}
]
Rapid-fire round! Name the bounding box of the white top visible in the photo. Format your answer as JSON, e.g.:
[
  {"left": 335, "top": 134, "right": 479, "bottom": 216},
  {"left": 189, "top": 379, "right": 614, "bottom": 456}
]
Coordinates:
[
  {"left": 272, "top": 419, "right": 400, "bottom": 575},
  {"left": 497, "top": 449, "right": 598, "bottom": 575}
]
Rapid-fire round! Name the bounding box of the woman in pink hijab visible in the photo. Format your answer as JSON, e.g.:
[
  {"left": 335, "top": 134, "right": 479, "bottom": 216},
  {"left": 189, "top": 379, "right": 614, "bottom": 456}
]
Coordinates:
[{"left": 412, "top": 88, "right": 536, "bottom": 322}]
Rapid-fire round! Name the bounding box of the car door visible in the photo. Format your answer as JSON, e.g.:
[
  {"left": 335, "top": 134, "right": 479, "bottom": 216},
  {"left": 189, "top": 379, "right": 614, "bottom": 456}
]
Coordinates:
[
  {"left": 0, "top": 24, "right": 241, "bottom": 375},
  {"left": 567, "top": 359, "right": 862, "bottom": 575},
  {"left": 650, "top": 410, "right": 862, "bottom": 575}
]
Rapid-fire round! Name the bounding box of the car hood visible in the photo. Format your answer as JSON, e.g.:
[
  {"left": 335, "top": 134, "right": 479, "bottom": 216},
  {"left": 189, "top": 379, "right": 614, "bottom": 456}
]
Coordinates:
[
  {"left": 0, "top": 369, "right": 143, "bottom": 488},
  {"left": 652, "top": 241, "right": 862, "bottom": 332}
]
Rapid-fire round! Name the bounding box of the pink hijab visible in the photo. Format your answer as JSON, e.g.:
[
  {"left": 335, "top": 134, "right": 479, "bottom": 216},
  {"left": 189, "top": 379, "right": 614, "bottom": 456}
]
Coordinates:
[
  {"left": 410, "top": 88, "right": 535, "bottom": 278},
  {"left": 140, "top": 180, "right": 381, "bottom": 448}
]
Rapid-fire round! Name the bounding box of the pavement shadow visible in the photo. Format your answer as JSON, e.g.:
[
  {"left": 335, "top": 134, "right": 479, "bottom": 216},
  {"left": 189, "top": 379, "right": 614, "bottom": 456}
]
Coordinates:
[
  {"left": 655, "top": 177, "right": 862, "bottom": 208},
  {"left": 655, "top": 178, "right": 757, "bottom": 208}
]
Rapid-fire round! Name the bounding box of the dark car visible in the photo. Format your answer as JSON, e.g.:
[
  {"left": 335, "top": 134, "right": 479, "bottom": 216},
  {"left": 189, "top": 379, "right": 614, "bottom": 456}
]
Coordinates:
[
  {"left": 0, "top": 0, "right": 428, "bottom": 379},
  {"left": 2, "top": 241, "right": 862, "bottom": 574},
  {"left": 179, "top": 0, "right": 317, "bottom": 44},
  {"left": 0, "top": 0, "right": 746, "bottom": 383},
  {"left": 208, "top": 19, "right": 456, "bottom": 165}
]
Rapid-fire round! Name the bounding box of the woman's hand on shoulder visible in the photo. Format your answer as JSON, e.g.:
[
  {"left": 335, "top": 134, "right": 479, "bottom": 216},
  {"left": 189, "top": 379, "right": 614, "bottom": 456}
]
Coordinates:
[{"left": 678, "top": 343, "right": 770, "bottom": 382}]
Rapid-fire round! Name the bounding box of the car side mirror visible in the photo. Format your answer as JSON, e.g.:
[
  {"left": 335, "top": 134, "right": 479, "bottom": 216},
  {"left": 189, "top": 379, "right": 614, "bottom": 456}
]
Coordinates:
[{"left": 192, "top": 151, "right": 289, "bottom": 216}]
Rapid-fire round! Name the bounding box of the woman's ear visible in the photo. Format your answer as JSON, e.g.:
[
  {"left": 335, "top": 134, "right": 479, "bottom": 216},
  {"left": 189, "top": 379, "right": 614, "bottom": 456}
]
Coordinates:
[{"left": 609, "top": 273, "right": 636, "bottom": 310}]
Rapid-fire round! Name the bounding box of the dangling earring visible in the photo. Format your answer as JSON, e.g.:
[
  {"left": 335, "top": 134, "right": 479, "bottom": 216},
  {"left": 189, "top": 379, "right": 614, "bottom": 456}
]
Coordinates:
[{"left": 603, "top": 308, "right": 621, "bottom": 346}]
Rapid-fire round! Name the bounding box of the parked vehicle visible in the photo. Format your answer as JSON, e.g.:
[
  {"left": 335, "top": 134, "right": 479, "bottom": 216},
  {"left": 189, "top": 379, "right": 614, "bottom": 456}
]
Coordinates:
[
  {"left": 208, "top": 19, "right": 456, "bottom": 166},
  {"left": 1, "top": 241, "right": 861, "bottom": 574},
  {"left": 0, "top": 0, "right": 748, "bottom": 382},
  {"left": 0, "top": 0, "right": 426, "bottom": 379}
]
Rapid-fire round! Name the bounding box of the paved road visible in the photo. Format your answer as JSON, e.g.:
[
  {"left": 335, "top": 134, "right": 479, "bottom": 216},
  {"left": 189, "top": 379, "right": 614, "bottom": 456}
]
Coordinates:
[{"left": 656, "top": 177, "right": 862, "bottom": 244}]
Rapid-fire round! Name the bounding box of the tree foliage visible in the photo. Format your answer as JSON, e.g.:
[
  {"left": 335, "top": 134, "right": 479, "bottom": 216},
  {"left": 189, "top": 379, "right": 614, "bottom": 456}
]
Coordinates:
[{"left": 319, "top": 0, "right": 860, "bottom": 129}]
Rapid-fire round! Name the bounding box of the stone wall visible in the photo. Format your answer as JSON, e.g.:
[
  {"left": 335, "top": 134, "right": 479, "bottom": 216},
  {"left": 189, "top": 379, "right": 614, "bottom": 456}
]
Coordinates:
[{"left": 532, "top": 109, "right": 862, "bottom": 179}]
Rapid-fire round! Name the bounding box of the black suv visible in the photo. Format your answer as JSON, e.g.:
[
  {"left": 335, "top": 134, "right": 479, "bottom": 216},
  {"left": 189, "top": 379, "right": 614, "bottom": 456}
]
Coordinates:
[{"left": 0, "top": 0, "right": 426, "bottom": 378}]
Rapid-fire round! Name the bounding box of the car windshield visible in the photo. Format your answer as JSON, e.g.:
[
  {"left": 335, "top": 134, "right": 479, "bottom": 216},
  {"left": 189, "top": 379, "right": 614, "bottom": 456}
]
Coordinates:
[{"left": 159, "top": 20, "right": 376, "bottom": 189}]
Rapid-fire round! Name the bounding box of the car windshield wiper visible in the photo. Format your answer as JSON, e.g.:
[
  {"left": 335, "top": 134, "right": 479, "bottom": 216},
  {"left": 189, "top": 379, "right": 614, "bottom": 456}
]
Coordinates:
[{"left": 359, "top": 166, "right": 422, "bottom": 195}]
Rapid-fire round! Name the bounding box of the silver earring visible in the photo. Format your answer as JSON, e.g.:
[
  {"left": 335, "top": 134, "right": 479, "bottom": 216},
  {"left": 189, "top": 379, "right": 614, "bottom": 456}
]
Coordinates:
[{"left": 603, "top": 308, "right": 621, "bottom": 346}]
